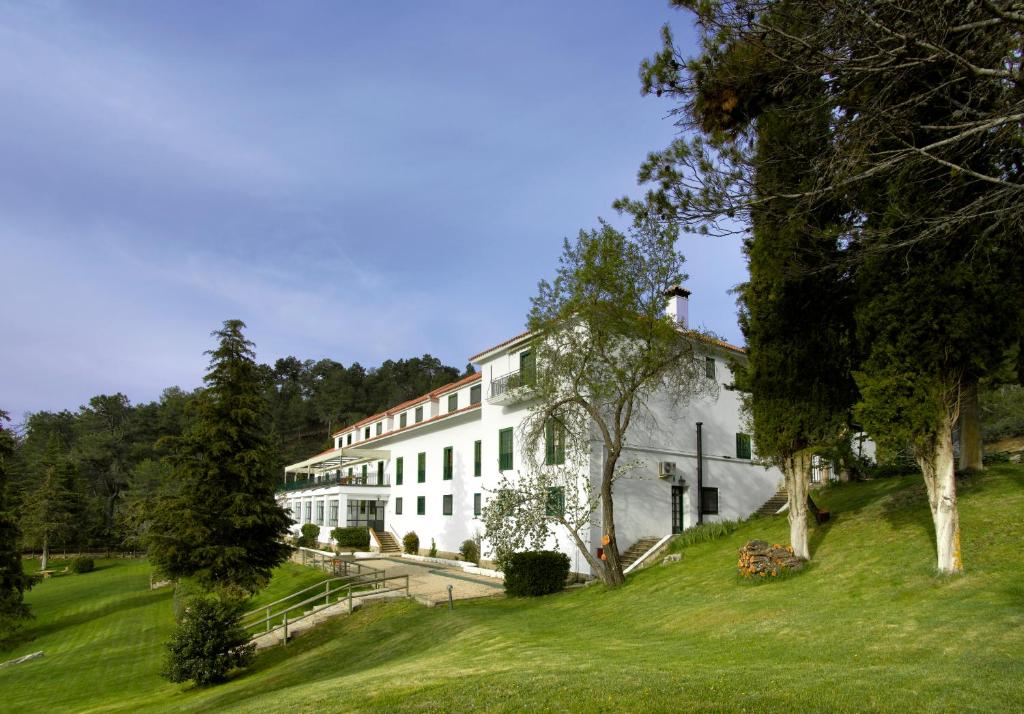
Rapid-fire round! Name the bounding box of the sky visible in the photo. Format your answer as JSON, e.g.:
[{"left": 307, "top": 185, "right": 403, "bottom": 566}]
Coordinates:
[{"left": 0, "top": 1, "right": 748, "bottom": 422}]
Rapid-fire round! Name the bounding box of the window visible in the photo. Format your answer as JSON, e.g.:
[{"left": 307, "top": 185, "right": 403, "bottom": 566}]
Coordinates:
[
  {"left": 443, "top": 494, "right": 453, "bottom": 516},
  {"left": 470, "top": 384, "right": 481, "bottom": 404},
  {"left": 376, "top": 422, "right": 382, "bottom": 436},
  {"left": 361, "top": 464, "right": 367, "bottom": 482},
  {"left": 448, "top": 393, "right": 458, "bottom": 412},
  {"left": 396, "top": 457, "right": 404, "bottom": 485},
  {"left": 474, "top": 440, "right": 482, "bottom": 477},
  {"left": 291, "top": 500, "right": 299, "bottom": 520},
  {"left": 364, "top": 426, "right": 370, "bottom": 439},
  {"left": 304, "top": 501, "right": 312, "bottom": 523},
  {"left": 417, "top": 452, "right": 426, "bottom": 482},
  {"left": 520, "top": 349, "right": 536, "bottom": 385},
  {"left": 736, "top": 433, "right": 752, "bottom": 460},
  {"left": 348, "top": 467, "right": 353, "bottom": 477},
  {"left": 328, "top": 500, "right": 339, "bottom": 526},
  {"left": 415, "top": 406, "right": 423, "bottom": 423},
  {"left": 347, "top": 433, "right": 352, "bottom": 445},
  {"left": 705, "top": 356, "right": 716, "bottom": 380},
  {"left": 474, "top": 492, "right": 481, "bottom": 517},
  {"left": 443, "top": 446, "right": 453, "bottom": 480},
  {"left": 545, "top": 420, "right": 566, "bottom": 465},
  {"left": 701, "top": 487, "right": 720, "bottom": 515},
  {"left": 545, "top": 487, "right": 565, "bottom": 517},
  {"left": 400, "top": 413, "right": 407, "bottom": 429},
  {"left": 377, "top": 460, "right": 384, "bottom": 483},
  {"left": 395, "top": 497, "right": 403, "bottom": 515},
  {"left": 498, "top": 428, "right": 514, "bottom": 471},
  {"left": 316, "top": 501, "right": 324, "bottom": 525},
  {"left": 417, "top": 496, "right": 425, "bottom": 515}
]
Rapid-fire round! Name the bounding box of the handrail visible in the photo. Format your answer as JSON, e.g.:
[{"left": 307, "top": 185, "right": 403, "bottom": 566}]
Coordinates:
[
  {"left": 277, "top": 473, "right": 391, "bottom": 493},
  {"left": 242, "top": 572, "right": 385, "bottom": 629},
  {"left": 242, "top": 567, "right": 382, "bottom": 620}
]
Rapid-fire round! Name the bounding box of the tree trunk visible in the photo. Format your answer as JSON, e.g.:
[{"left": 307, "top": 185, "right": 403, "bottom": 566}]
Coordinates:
[
  {"left": 958, "top": 383, "right": 984, "bottom": 472},
  {"left": 41, "top": 533, "right": 49, "bottom": 571},
  {"left": 600, "top": 456, "right": 625, "bottom": 587},
  {"left": 916, "top": 418, "right": 963, "bottom": 574},
  {"left": 785, "top": 452, "right": 811, "bottom": 560}
]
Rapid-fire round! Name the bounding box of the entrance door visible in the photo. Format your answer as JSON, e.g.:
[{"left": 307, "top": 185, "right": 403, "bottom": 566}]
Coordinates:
[{"left": 671, "top": 485, "right": 685, "bottom": 534}]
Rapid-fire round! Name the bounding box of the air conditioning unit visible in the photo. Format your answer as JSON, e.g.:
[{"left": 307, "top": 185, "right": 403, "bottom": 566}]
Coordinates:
[{"left": 658, "top": 461, "right": 678, "bottom": 479}]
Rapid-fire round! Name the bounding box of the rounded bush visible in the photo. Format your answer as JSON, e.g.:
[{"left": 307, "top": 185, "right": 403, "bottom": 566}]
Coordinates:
[
  {"left": 298, "top": 523, "right": 320, "bottom": 548},
  {"left": 459, "top": 539, "right": 480, "bottom": 565},
  {"left": 402, "top": 531, "right": 419, "bottom": 555},
  {"left": 70, "top": 557, "right": 95, "bottom": 574},
  {"left": 503, "top": 550, "right": 570, "bottom": 597},
  {"left": 161, "top": 594, "right": 254, "bottom": 686},
  {"left": 331, "top": 526, "right": 369, "bottom": 550}
]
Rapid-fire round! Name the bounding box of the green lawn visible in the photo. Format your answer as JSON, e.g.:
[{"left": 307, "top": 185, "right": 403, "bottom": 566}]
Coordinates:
[{"left": 3, "top": 465, "right": 1023, "bottom": 713}]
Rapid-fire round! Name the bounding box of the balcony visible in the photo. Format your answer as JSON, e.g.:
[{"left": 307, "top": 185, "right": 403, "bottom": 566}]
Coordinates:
[
  {"left": 488, "top": 368, "right": 535, "bottom": 405},
  {"left": 277, "top": 473, "right": 391, "bottom": 493}
]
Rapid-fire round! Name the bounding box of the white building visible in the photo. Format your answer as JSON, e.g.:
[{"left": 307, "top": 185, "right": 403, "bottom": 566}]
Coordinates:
[{"left": 278, "top": 291, "right": 782, "bottom": 575}]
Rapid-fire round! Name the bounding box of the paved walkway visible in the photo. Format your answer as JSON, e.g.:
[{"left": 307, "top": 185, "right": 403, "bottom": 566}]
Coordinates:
[{"left": 252, "top": 556, "right": 503, "bottom": 649}]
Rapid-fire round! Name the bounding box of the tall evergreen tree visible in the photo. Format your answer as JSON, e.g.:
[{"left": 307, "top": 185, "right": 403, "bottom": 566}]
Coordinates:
[
  {"left": 147, "top": 320, "right": 291, "bottom": 594},
  {"left": 20, "top": 436, "right": 83, "bottom": 571},
  {"left": 0, "top": 410, "right": 34, "bottom": 640}
]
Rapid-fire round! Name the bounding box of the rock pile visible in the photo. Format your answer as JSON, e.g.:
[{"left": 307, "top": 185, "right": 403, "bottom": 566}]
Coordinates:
[{"left": 737, "top": 539, "right": 805, "bottom": 579}]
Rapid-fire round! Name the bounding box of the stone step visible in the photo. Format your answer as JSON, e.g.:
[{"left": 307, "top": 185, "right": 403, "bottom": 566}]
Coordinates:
[{"left": 619, "top": 537, "right": 662, "bottom": 569}]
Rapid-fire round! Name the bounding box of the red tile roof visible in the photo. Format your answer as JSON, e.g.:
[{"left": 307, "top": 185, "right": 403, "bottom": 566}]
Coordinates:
[{"left": 467, "top": 329, "right": 533, "bottom": 362}]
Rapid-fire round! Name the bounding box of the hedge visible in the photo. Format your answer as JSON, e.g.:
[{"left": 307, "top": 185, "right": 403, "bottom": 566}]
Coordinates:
[
  {"left": 503, "top": 550, "right": 570, "bottom": 597},
  {"left": 331, "top": 526, "right": 370, "bottom": 550},
  {"left": 70, "top": 556, "right": 95, "bottom": 574}
]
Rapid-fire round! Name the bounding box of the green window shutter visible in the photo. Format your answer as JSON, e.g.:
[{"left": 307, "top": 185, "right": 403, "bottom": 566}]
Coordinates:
[
  {"left": 443, "top": 446, "right": 453, "bottom": 480},
  {"left": 417, "top": 496, "right": 425, "bottom": 515},
  {"left": 396, "top": 457, "right": 404, "bottom": 485},
  {"left": 474, "top": 440, "right": 482, "bottom": 477},
  {"left": 418, "top": 452, "right": 426, "bottom": 482},
  {"left": 395, "top": 497, "right": 403, "bottom": 515},
  {"left": 377, "top": 461, "right": 384, "bottom": 482},
  {"left": 443, "top": 495, "right": 453, "bottom": 516},
  {"left": 361, "top": 464, "right": 367, "bottom": 481},
  {"left": 544, "top": 421, "right": 554, "bottom": 465},
  {"left": 473, "top": 493, "right": 481, "bottom": 516},
  {"left": 415, "top": 406, "right": 423, "bottom": 423},
  {"left": 400, "top": 413, "right": 407, "bottom": 428},
  {"left": 498, "top": 428, "right": 513, "bottom": 471},
  {"left": 520, "top": 349, "right": 536, "bottom": 385},
  {"left": 448, "top": 393, "right": 458, "bottom": 412},
  {"left": 705, "top": 356, "right": 716, "bottom": 380},
  {"left": 545, "top": 487, "right": 565, "bottom": 517},
  {"left": 736, "top": 433, "right": 751, "bottom": 460}
]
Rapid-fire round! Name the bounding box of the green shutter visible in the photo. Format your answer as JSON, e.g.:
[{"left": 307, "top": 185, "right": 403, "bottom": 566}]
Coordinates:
[
  {"left": 474, "top": 440, "right": 482, "bottom": 477},
  {"left": 448, "top": 393, "right": 458, "bottom": 412},
  {"left": 443, "top": 446, "right": 453, "bottom": 480},
  {"left": 377, "top": 461, "right": 384, "bottom": 482},
  {"left": 474, "top": 492, "right": 481, "bottom": 516},
  {"left": 736, "top": 433, "right": 751, "bottom": 460},
  {"left": 361, "top": 464, "right": 367, "bottom": 481},
  {"left": 545, "top": 421, "right": 555, "bottom": 465},
  {"left": 396, "top": 457, "right": 403, "bottom": 485},
  {"left": 498, "top": 428, "right": 513, "bottom": 471},
  {"left": 417, "top": 496, "right": 425, "bottom": 515},
  {"left": 418, "top": 452, "right": 426, "bottom": 482},
  {"left": 400, "top": 413, "right": 407, "bottom": 428},
  {"left": 546, "top": 487, "right": 565, "bottom": 517}
]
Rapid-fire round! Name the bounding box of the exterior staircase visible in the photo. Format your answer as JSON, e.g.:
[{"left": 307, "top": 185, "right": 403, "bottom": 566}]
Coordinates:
[
  {"left": 619, "top": 537, "right": 662, "bottom": 571},
  {"left": 374, "top": 529, "right": 402, "bottom": 555},
  {"left": 754, "top": 489, "right": 789, "bottom": 518}
]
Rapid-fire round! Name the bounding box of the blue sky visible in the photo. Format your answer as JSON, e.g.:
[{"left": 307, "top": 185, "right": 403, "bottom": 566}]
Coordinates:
[{"left": 0, "top": 1, "right": 747, "bottom": 421}]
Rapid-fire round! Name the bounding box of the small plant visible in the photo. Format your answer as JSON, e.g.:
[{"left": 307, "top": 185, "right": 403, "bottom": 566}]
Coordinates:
[
  {"left": 297, "top": 523, "right": 320, "bottom": 548},
  {"left": 429, "top": 538, "right": 438, "bottom": 558},
  {"left": 675, "top": 520, "right": 741, "bottom": 549},
  {"left": 459, "top": 539, "right": 480, "bottom": 565},
  {"left": 331, "top": 526, "right": 369, "bottom": 550},
  {"left": 403, "top": 531, "right": 419, "bottom": 555},
  {"left": 70, "top": 556, "right": 95, "bottom": 574},
  {"left": 161, "top": 593, "right": 254, "bottom": 686},
  {"left": 503, "top": 550, "right": 570, "bottom": 597}
]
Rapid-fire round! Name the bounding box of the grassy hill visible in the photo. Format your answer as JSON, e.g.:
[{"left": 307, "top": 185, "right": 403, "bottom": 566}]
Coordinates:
[{"left": 3, "top": 465, "right": 1023, "bottom": 713}]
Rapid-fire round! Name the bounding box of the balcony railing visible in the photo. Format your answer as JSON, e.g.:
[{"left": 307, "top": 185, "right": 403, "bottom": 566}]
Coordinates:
[
  {"left": 489, "top": 368, "right": 535, "bottom": 400},
  {"left": 277, "top": 473, "right": 391, "bottom": 493}
]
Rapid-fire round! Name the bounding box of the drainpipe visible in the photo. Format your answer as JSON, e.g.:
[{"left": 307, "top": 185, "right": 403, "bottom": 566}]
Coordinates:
[{"left": 696, "top": 422, "right": 704, "bottom": 525}]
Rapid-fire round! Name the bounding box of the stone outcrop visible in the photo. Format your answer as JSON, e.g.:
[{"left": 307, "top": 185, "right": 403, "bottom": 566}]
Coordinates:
[{"left": 737, "top": 539, "right": 805, "bottom": 579}]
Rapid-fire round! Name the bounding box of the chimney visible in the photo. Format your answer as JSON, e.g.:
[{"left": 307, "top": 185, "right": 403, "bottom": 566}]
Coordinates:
[{"left": 665, "top": 285, "right": 690, "bottom": 329}]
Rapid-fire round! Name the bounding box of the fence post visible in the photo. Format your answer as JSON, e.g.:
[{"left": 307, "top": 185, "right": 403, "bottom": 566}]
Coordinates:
[
  {"left": 348, "top": 588, "right": 353, "bottom": 614},
  {"left": 283, "top": 612, "right": 288, "bottom": 645},
  {"left": 325, "top": 581, "right": 330, "bottom": 606}
]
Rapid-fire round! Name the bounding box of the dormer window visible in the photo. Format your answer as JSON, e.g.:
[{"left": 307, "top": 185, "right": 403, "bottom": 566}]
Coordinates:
[
  {"left": 415, "top": 406, "right": 423, "bottom": 423},
  {"left": 448, "top": 393, "right": 458, "bottom": 412}
]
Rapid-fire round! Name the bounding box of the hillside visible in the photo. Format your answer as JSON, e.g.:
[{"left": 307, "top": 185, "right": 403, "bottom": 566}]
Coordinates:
[{"left": 3, "top": 465, "right": 1023, "bottom": 713}]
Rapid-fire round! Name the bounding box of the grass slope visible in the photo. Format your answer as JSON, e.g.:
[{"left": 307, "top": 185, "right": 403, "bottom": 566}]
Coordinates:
[{"left": 3, "top": 466, "right": 1023, "bottom": 713}]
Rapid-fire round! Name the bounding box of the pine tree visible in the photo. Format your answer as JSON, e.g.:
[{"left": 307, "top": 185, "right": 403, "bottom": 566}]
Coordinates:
[
  {"left": 147, "top": 320, "right": 291, "bottom": 593},
  {"left": 0, "top": 410, "right": 34, "bottom": 640},
  {"left": 21, "top": 436, "right": 83, "bottom": 571}
]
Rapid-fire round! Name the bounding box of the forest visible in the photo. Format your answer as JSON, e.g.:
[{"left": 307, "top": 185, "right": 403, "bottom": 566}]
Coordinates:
[{"left": 1, "top": 353, "right": 469, "bottom": 555}]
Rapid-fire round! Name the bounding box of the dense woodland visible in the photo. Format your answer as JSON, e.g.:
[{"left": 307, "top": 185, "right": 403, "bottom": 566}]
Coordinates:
[{"left": 1, "top": 353, "right": 468, "bottom": 554}]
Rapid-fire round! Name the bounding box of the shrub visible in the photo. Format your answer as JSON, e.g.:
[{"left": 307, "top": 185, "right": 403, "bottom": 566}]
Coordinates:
[
  {"left": 459, "top": 539, "right": 480, "bottom": 565},
  {"left": 297, "top": 523, "right": 320, "bottom": 548},
  {"left": 674, "top": 520, "right": 740, "bottom": 549},
  {"left": 429, "top": 538, "right": 438, "bottom": 558},
  {"left": 70, "top": 556, "right": 95, "bottom": 574},
  {"left": 161, "top": 594, "right": 254, "bottom": 686},
  {"left": 331, "top": 527, "right": 369, "bottom": 550},
  {"left": 503, "top": 550, "right": 570, "bottom": 597},
  {"left": 403, "top": 531, "right": 419, "bottom": 555}
]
